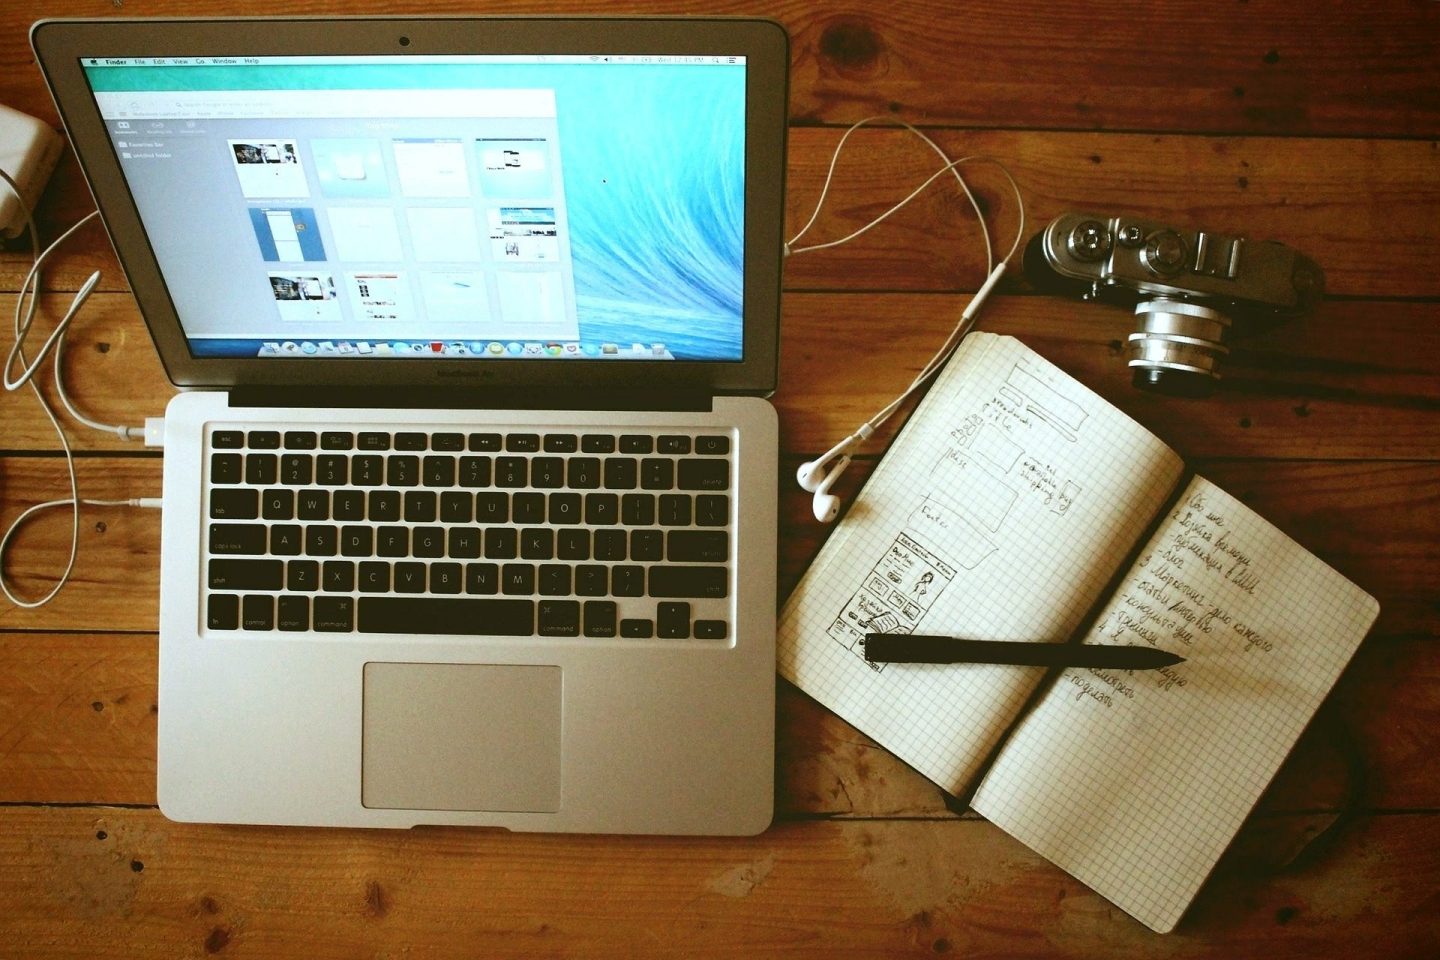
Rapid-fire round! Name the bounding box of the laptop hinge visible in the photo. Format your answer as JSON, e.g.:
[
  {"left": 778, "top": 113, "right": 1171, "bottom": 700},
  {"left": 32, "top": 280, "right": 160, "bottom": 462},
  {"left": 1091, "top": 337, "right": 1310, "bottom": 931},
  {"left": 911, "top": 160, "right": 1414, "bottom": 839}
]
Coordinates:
[{"left": 227, "top": 387, "right": 714, "bottom": 413}]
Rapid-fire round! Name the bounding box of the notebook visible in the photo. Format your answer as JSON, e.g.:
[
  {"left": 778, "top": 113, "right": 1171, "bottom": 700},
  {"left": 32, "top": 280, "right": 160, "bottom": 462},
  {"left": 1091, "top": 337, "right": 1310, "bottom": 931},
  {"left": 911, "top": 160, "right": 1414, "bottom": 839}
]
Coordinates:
[
  {"left": 34, "top": 15, "right": 789, "bottom": 834},
  {"left": 778, "top": 333, "right": 1380, "bottom": 930}
]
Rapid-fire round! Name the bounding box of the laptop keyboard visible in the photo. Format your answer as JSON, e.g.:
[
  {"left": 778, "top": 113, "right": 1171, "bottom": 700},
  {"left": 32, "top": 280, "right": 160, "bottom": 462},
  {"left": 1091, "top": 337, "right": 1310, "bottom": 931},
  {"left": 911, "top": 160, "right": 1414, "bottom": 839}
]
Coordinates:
[{"left": 202, "top": 427, "right": 733, "bottom": 641}]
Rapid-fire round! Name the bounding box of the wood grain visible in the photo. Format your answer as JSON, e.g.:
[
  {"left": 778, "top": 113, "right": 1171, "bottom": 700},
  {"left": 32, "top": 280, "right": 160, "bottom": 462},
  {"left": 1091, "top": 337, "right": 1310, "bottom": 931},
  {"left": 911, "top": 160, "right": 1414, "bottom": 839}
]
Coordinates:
[
  {"left": 0, "top": 806, "right": 1436, "bottom": 957},
  {"left": 2, "top": 1, "right": 1436, "bottom": 137}
]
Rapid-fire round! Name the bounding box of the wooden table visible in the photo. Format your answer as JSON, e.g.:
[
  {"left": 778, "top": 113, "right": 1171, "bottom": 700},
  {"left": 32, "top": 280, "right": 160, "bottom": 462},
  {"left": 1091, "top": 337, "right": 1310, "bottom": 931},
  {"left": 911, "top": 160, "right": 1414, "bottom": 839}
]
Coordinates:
[{"left": 2, "top": 2, "right": 1437, "bottom": 956}]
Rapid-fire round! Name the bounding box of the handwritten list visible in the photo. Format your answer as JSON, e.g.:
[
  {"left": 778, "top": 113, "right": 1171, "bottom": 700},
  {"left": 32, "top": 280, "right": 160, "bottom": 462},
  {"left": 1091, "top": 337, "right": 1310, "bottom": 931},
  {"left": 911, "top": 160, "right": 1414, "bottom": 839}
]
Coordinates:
[{"left": 972, "top": 475, "right": 1379, "bottom": 932}]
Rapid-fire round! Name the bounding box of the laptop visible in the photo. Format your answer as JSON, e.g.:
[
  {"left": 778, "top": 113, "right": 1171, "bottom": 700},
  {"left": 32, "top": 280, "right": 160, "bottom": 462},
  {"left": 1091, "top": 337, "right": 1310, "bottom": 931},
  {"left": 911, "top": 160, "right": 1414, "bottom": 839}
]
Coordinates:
[{"left": 34, "top": 16, "right": 787, "bottom": 834}]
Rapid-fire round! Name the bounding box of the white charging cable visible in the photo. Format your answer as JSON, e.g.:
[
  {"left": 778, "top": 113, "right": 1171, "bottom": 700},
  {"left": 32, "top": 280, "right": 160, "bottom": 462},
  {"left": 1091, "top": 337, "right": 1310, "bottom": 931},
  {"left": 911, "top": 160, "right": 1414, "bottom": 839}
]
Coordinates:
[
  {"left": 785, "top": 117, "right": 1026, "bottom": 521},
  {"left": 0, "top": 166, "right": 160, "bottom": 609}
]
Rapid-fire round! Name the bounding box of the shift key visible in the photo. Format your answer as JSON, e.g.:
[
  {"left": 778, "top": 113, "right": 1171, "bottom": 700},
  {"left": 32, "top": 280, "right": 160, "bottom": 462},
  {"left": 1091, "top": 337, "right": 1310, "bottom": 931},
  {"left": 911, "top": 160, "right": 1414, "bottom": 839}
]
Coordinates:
[{"left": 209, "top": 558, "right": 283, "bottom": 591}]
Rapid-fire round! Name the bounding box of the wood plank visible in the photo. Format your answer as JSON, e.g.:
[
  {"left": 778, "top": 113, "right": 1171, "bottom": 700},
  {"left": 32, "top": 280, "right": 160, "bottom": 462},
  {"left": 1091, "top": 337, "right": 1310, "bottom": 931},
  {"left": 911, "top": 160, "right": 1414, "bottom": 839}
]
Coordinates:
[
  {"left": 4, "top": 293, "right": 1438, "bottom": 459},
  {"left": 2, "top": 628, "right": 1434, "bottom": 818},
  {"left": 5, "top": 130, "right": 1438, "bottom": 297},
  {"left": 3, "top": 1, "right": 1437, "bottom": 137},
  {"left": 0, "top": 806, "right": 1435, "bottom": 956}
]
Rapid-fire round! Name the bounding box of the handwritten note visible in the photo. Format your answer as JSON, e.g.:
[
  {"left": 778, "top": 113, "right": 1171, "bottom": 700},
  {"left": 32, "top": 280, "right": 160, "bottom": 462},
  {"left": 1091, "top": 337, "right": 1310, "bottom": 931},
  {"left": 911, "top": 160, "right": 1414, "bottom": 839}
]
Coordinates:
[{"left": 972, "top": 475, "right": 1379, "bottom": 932}]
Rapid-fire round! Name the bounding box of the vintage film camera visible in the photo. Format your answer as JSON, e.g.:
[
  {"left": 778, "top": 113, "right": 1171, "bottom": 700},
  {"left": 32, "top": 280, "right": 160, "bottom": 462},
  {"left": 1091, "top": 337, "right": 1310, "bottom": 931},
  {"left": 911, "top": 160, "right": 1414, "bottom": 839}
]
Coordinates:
[{"left": 1024, "top": 212, "right": 1324, "bottom": 396}]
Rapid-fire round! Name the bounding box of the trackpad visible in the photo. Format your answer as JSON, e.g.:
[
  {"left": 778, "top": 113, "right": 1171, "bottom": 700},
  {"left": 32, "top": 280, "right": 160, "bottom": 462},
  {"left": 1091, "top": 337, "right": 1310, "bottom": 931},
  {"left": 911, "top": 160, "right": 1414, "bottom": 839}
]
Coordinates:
[{"left": 362, "top": 662, "right": 562, "bottom": 813}]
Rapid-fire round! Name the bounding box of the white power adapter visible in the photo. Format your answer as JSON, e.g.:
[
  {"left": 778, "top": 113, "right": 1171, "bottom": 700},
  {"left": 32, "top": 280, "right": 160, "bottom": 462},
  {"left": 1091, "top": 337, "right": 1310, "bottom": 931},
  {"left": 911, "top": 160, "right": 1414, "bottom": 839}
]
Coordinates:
[{"left": 0, "top": 103, "right": 65, "bottom": 239}]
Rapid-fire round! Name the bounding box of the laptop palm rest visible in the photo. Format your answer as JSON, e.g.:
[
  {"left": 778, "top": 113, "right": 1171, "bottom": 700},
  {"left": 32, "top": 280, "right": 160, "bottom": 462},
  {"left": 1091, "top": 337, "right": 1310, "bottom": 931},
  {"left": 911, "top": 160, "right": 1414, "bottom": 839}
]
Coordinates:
[{"left": 361, "top": 662, "right": 562, "bottom": 813}]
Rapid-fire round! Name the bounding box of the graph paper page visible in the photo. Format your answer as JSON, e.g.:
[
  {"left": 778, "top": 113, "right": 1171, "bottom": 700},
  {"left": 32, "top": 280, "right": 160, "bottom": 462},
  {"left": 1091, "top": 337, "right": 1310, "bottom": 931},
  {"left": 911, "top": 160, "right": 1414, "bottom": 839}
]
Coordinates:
[
  {"left": 972, "top": 475, "right": 1379, "bottom": 932},
  {"left": 777, "top": 334, "right": 1186, "bottom": 794}
]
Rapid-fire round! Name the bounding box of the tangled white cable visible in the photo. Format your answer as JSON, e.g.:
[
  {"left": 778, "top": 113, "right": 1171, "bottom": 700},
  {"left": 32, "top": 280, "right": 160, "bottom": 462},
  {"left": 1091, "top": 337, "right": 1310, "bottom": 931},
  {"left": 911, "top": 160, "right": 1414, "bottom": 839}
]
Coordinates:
[
  {"left": 1, "top": 166, "right": 158, "bottom": 609},
  {"left": 785, "top": 117, "right": 1026, "bottom": 522}
]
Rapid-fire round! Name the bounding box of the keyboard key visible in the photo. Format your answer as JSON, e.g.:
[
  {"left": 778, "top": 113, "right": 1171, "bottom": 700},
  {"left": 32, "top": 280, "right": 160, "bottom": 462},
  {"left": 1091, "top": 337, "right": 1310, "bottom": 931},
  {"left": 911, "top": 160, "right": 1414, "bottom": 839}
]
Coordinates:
[
  {"left": 209, "top": 558, "right": 283, "bottom": 591},
  {"left": 211, "top": 430, "right": 244, "bottom": 449},
  {"left": 358, "top": 597, "right": 534, "bottom": 635},
  {"left": 459, "top": 456, "right": 493, "bottom": 487},
  {"left": 358, "top": 432, "right": 390, "bottom": 451},
  {"left": 543, "top": 434, "right": 578, "bottom": 453},
  {"left": 603, "top": 457, "right": 637, "bottom": 489},
  {"left": 210, "top": 488, "right": 259, "bottom": 520},
  {"left": 575, "top": 564, "right": 607, "bottom": 596},
  {"left": 394, "top": 562, "right": 426, "bottom": 593},
  {"left": 270, "top": 525, "right": 302, "bottom": 556},
  {"left": 432, "top": 432, "right": 465, "bottom": 451},
  {"left": 513, "top": 492, "right": 545, "bottom": 524},
  {"left": 245, "top": 453, "right": 278, "bottom": 485},
  {"left": 262, "top": 489, "right": 294, "bottom": 520},
  {"left": 466, "top": 563, "right": 499, "bottom": 594},
  {"left": 495, "top": 457, "right": 528, "bottom": 487},
  {"left": 678, "top": 459, "right": 729, "bottom": 491},
  {"left": 694, "top": 620, "right": 728, "bottom": 640},
  {"left": 448, "top": 527, "right": 481, "bottom": 559},
  {"left": 567, "top": 458, "right": 601, "bottom": 489},
  {"left": 502, "top": 563, "right": 536, "bottom": 595},
  {"left": 440, "top": 491, "right": 474, "bottom": 523},
  {"left": 313, "top": 596, "right": 355, "bottom": 632},
  {"left": 333, "top": 490, "right": 365, "bottom": 521},
  {"left": 695, "top": 435, "right": 730, "bottom": 455},
  {"left": 657, "top": 435, "right": 691, "bottom": 454},
  {"left": 521, "top": 528, "right": 554, "bottom": 560},
  {"left": 283, "top": 431, "right": 317, "bottom": 450},
  {"left": 387, "top": 455, "right": 419, "bottom": 486},
  {"left": 557, "top": 529, "right": 590, "bottom": 560},
  {"left": 287, "top": 559, "right": 319, "bottom": 592},
  {"left": 207, "top": 593, "right": 239, "bottom": 629},
  {"left": 413, "top": 527, "right": 445, "bottom": 558},
  {"left": 539, "top": 564, "right": 572, "bottom": 595},
  {"left": 359, "top": 562, "right": 390, "bottom": 592},
  {"left": 476, "top": 493, "right": 509, "bottom": 523},
  {"left": 532, "top": 457, "right": 565, "bottom": 488},
  {"left": 297, "top": 490, "right": 329, "bottom": 520},
  {"left": 395, "top": 432, "right": 427, "bottom": 451},
  {"left": 209, "top": 523, "right": 266, "bottom": 555},
  {"left": 696, "top": 494, "right": 729, "bottom": 527},
  {"left": 619, "top": 435, "right": 653, "bottom": 454},
  {"left": 612, "top": 565, "right": 645, "bottom": 597},
  {"left": 581, "top": 434, "right": 616, "bottom": 454},
  {"left": 304, "top": 525, "right": 338, "bottom": 557},
  {"left": 621, "top": 493, "right": 655, "bottom": 525},
  {"left": 631, "top": 529, "right": 663, "bottom": 561},
  {"left": 320, "top": 431, "right": 353, "bottom": 450},
  {"left": 323, "top": 560, "right": 355, "bottom": 592},
  {"left": 548, "top": 493, "right": 581, "bottom": 524},
  {"left": 583, "top": 600, "right": 617, "bottom": 637},
  {"left": 351, "top": 455, "right": 383, "bottom": 486},
  {"left": 649, "top": 566, "right": 728, "bottom": 598},
  {"left": 468, "top": 432, "right": 502, "bottom": 452},
  {"left": 422, "top": 456, "right": 456, "bottom": 487},
  {"left": 668, "top": 530, "right": 729, "bottom": 563},
  {"left": 657, "top": 601, "right": 690, "bottom": 639},
  {"left": 430, "top": 563, "right": 463, "bottom": 594},
  {"left": 640, "top": 459, "right": 674, "bottom": 490},
  {"left": 340, "top": 526, "right": 373, "bottom": 557},
  {"left": 315, "top": 455, "right": 348, "bottom": 486},
  {"left": 404, "top": 490, "right": 438, "bottom": 523},
  {"left": 377, "top": 527, "right": 408, "bottom": 557},
  {"left": 658, "top": 494, "right": 692, "bottom": 526},
  {"left": 585, "top": 493, "right": 619, "bottom": 526},
  {"left": 506, "top": 433, "right": 540, "bottom": 452},
  {"left": 620, "top": 618, "right": 654, "bottom": 639},
  {"left": 247, "top": 430, "right": 281, "bottom": 449},
  {"left": 484, "top": 528, "right": 518, "bottom": 559},
  {"left": 593, "top": 529, "right": 627, "bottom": 562},
  {"left": 368, "top": 490, "right": 400, "bottom": 522},
  {"left": 243, "top": 594, "right": 275, "bottom": 630},
  {"left": 278, "top": 595, "right": 310, "bottom": 631},
  {"left": 538, "top": 599, "right": 580, "bottom": 637},
  {"left": 210, "top": 453, "right": 242, "bottom": 484}
]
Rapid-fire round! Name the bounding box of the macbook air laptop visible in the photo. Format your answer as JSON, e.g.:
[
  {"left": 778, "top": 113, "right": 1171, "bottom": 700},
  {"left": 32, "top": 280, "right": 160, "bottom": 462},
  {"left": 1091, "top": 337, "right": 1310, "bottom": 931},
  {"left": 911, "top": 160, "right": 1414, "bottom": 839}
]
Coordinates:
[{"left": 34, "top": 16, "right": 787, "bottom": 834}]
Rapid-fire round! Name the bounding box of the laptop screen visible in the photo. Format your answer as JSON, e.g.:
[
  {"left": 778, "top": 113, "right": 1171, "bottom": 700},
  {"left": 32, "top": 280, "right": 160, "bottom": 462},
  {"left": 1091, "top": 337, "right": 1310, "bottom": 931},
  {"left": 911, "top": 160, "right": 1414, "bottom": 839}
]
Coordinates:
[{"left": 79, "top": 53, "right": 747, "bottom": 364}]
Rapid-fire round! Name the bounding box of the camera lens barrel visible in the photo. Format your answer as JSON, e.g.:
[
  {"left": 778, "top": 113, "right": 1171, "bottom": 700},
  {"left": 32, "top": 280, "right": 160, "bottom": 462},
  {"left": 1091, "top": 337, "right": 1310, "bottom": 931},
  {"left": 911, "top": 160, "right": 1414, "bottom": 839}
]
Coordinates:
[{"left": 1127, "top": 299, "right": 1231, "bottom": 397}]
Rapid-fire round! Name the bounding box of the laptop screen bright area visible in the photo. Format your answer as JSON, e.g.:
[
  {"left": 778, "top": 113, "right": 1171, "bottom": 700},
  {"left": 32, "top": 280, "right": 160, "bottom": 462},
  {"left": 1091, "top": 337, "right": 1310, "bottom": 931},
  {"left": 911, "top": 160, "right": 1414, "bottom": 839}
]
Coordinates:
[{"left": 80, "top": 54, "right": 747, "bottom": 363}]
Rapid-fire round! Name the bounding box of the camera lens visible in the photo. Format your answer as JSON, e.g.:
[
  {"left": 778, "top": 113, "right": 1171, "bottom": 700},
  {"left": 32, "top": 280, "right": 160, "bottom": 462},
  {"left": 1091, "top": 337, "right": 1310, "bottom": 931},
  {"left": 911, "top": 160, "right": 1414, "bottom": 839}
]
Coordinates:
[{"left": 1127, "top": 299, "right": 1231, "bottom": 397}]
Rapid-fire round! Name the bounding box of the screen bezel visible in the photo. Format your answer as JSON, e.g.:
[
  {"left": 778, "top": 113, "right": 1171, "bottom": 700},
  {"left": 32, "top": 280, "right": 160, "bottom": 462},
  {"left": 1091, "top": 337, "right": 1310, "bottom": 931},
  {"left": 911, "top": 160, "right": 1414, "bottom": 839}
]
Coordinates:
[{"left": 32, "top": 16, "right": 787, "bottom": 395}]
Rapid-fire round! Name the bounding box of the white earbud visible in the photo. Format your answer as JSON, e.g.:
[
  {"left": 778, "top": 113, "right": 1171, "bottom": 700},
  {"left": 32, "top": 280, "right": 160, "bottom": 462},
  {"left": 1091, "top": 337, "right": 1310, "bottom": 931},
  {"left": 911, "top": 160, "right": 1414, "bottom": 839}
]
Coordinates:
[{"left": 810, "top": 455, "right": 851, "bottom": 523}]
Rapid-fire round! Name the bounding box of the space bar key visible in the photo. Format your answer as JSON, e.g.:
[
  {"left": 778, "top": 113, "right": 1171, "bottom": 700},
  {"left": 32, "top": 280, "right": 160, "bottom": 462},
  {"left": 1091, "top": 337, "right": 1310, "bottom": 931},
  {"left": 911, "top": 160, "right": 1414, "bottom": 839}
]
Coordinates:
[{"left": 357, "top": 597, "right": 535, "bottom": 636}]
